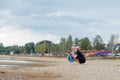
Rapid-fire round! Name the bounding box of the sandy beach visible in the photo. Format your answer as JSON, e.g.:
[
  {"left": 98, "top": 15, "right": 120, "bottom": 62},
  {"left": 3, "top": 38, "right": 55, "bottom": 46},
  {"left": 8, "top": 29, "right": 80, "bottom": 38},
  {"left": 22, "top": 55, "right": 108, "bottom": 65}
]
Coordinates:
[{"left": 0, "top": 56, "right": 120, "bottom": 80}]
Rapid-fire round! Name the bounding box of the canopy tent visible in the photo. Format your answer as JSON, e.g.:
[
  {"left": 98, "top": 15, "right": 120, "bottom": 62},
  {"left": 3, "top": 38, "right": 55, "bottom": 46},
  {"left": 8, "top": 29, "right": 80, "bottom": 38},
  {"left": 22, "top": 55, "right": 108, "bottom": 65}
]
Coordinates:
[{"left": 112, "top": 38, "right": 120, "bottom": 57}]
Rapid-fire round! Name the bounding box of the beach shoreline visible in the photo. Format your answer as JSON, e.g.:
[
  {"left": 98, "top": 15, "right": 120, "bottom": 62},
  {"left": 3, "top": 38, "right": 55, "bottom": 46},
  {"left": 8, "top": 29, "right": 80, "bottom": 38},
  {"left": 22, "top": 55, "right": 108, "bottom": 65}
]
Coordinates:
[{"left": 0, "top": 56, "right": 120, "bottom": 80}]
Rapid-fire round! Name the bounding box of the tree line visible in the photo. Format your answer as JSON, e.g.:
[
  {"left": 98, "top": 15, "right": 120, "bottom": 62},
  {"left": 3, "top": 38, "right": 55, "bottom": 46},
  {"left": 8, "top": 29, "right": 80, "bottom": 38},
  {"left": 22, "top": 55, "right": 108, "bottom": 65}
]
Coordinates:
[{"left": 0, "top": 34, "right": 117, "bottom": 55}]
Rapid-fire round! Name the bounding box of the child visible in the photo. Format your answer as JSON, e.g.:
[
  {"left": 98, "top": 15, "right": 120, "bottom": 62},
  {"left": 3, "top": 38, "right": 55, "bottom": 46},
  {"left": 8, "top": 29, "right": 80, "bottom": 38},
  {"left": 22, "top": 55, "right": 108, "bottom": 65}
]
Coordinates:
[{"left": 67, "top": 51, "right": 74, "bottom": 64}]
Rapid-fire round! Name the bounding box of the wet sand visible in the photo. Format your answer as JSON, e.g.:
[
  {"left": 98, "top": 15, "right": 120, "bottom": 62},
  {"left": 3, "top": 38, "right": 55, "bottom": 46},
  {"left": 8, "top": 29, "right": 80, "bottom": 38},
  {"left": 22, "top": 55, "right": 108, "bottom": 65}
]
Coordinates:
[{"left": 0, "top": 56, "right": 120, "bottom": 80}]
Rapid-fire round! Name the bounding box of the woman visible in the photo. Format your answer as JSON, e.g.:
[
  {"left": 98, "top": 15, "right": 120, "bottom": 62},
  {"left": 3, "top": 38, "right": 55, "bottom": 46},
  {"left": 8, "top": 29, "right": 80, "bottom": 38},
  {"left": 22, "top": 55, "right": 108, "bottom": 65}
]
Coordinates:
[{"left": 71, "top": 46, "right": 86, "bottom": 64}]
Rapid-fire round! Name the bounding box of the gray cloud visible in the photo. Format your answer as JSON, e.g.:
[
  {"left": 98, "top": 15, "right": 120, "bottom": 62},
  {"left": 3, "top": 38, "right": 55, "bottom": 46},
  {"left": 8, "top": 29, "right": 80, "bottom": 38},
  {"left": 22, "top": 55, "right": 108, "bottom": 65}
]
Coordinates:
[{"left": 1, "top": 0, "right": 120, "bottom": 45}]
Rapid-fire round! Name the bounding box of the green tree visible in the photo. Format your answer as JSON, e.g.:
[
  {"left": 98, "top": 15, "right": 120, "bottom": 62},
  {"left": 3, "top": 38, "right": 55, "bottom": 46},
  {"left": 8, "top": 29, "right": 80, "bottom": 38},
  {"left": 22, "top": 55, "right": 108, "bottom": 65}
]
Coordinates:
[
  {"left": 7, "top": 45, "right": 20, "bottom": 54},
  {"left": 35, "top": 40, "right": 52, "bottom": 53},
  {"left": 66, "top": 35, "right": 73, "bottom": 51},
  {"left": 80, "top": 37, "right": 92, "bottom": 50},
  {"left": 0, "top": 43, "right": 4, "bottom": 48},
  {"left": 59, "top": 38, "right": 66, "bottom": 53},
  {"left": 0, "top": 43, "right": 9, "bottom": 54},
  {"left": 25, "top": 42, "right": 35, "bottom": 54},
  {"left": 19, "top": 46, "right": 25, "bottom": 53},
  {"left": 51, "top": 43, "right": 59, "bottom": 53},
  {"left": 107, "top": 34, "right": 116, "bottom": 51},
  {"left": 93, "top": 35, "right": 105, "bottom": 50},
  {"left": 74, "top": 37, "right": 80, "bottom": 46}
]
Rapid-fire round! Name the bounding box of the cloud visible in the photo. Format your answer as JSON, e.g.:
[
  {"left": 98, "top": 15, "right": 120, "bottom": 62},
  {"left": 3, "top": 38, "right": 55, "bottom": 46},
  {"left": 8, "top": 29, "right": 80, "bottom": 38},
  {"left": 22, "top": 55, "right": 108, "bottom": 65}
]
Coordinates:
[
  {"left": 0, "top": 26, "right": 60, "bottom": 46},
  {"left": 1, "top": 0, "right": 120, "bottom": 46}
]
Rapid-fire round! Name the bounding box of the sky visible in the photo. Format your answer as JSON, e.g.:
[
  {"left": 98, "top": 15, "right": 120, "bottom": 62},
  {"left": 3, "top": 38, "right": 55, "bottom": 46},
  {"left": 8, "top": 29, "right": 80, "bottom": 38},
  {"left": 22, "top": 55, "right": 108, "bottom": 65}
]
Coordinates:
[{"left": 0, "top": 0, "right": 120, "bottom": 46}]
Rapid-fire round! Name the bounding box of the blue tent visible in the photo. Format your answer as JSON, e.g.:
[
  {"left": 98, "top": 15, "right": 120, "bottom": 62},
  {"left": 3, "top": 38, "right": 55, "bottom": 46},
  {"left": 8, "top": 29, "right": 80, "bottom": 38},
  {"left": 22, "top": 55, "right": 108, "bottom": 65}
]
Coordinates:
[{"left": 94, "top": 51, "right": 110, "bottom": 57}]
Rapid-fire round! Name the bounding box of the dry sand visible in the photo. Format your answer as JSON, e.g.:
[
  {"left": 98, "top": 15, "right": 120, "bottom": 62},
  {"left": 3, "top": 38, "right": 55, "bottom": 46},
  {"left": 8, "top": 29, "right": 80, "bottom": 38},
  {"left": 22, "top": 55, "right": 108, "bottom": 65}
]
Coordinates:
[{"left": 0, "top": 56, "right": 120, "bottom": 80}]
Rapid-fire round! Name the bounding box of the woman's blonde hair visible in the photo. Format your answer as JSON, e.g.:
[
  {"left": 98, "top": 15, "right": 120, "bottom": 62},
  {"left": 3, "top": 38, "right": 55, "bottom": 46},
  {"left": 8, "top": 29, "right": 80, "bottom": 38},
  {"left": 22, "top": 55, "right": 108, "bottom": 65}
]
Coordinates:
[{"left": 75, "top": 46, "right": 80, "bottom": 50}]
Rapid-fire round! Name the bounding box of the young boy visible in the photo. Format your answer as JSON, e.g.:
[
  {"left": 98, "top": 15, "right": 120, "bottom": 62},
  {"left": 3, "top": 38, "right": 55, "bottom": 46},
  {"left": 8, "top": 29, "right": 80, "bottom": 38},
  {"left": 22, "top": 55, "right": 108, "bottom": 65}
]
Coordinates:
[{"left": 67, "top": 51, "right": 74, "bottom": 64}]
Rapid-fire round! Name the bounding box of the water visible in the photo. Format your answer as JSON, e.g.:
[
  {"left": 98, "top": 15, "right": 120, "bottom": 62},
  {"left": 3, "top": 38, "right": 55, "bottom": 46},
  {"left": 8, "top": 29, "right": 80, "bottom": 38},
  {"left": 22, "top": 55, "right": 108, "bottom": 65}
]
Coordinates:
[
  {"left": 0, "top": 60, "right": 33, "bottom": 63},
  {"left": 0, "top": 74, "right": 27, "bottom": 80},
  {"left": 0, "top": 65, "right": 12, "bottom": 68}
]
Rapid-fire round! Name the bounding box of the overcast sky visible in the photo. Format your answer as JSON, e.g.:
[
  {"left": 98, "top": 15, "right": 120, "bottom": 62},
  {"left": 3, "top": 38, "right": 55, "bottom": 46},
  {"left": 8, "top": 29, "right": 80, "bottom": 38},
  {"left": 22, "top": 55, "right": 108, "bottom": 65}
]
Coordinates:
[{"left": 0, "top": 0, "right": 120, "bottom": 46}]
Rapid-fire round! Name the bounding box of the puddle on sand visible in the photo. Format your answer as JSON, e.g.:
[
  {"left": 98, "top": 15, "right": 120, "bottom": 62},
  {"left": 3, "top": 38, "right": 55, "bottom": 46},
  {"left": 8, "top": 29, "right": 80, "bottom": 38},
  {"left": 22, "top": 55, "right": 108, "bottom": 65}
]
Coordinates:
[
  {"left": 0, "top": 60, "right": 34, "bottom": 63},
  {"left": 0, "top": 65, "right": 12, "bottom": 67},
  {"left": 0, "top": 74, "right": 27, "bottom": 80},
  {"left": 0, "top": 65, "right": 19, "bottom": 69},
  {"left": 0, "top": 58, "right": 11, "bottom": 60}
]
